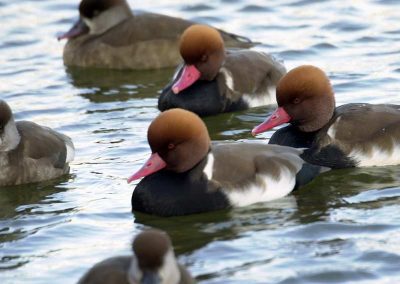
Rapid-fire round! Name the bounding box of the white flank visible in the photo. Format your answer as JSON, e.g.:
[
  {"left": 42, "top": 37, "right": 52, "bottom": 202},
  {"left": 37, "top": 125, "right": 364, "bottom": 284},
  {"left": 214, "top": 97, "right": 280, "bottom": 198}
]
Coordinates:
[
  {"left": 227, "top": 167, "right": 296, "bottom": 207},
  {"left": 220, "top": 67, "right": 235, "bottom": 91},
  {"left": 158, "top": 249, "right": 180, "bottom": 284},
  {"left": 0, "top": 119, "right": 21, "bottom": 152},
  {"left": 349, "top": 141, "right": 400, "bottom": 167},
  {"left": 220, "top": 67, "right": 276, "bottom": 107},
  {"left": 127, "top": 257, "right": 142, "bottom": 284},
  {"left": 203, "top": 153, "right": 214, "bottom": 179},
  {"left": 65, "top": 139, "right": 75, "bottom": 163},
  {"left": 242, "top": 86, "right": 276, "bottom": 108},
  {"left": 327, "top": 117, "right": 341, "bottom": 139}
]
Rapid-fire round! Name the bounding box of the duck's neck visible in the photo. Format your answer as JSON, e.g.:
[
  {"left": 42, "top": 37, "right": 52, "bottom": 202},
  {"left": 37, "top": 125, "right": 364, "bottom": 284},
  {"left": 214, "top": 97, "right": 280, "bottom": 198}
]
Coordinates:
[
  {"left": 158, "top": 250, "right": 181, "bottom": 284},
  {"left": 297, "top": 96, "right": 336, "bottom": 132},
  {"left": 83, "top": 3, "right": 132, "bottom": 35},
  {"left": 127, "top": 250, "right": 180, "bottom": 284}
]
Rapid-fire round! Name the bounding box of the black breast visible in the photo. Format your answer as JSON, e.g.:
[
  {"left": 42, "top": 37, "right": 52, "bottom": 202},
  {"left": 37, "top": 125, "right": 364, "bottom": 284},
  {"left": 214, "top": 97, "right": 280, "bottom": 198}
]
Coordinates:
[
  {"left": 269, "top": 125, "right": 317, "bottom": 148},
  {"left": 131, "top": 160, "right": 230, "bottom": 217},
  {"left": 158, "top": 79, "right": 247, "bottom": 117}
]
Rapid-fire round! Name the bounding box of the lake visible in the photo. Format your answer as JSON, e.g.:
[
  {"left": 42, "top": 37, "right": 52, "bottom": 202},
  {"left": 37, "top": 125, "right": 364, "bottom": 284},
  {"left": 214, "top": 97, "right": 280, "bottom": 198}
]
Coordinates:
[{"left": 1, "top": 0, "right": 400, "bottom": 283}]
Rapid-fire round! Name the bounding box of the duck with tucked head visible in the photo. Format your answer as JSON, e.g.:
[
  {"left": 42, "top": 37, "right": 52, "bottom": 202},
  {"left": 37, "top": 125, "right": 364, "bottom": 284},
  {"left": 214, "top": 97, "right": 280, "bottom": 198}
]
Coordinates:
[
  {"left": 158, "top": 25, "right": 286, "bottom": 116},
  {"left": 128, "top": 109, "right": 325, "bottom": 217},
  {"left": 252, "top": 65, "right": 400, "bottom": 169},
  {"left": 0, "top": 100, "right": 74, "bottom": 186},
  {"left": 78, "top": 229, "right": 194, "bottom": 284},
  {"left": 58, "top": 0, "right": 254, "bottom": 70}
]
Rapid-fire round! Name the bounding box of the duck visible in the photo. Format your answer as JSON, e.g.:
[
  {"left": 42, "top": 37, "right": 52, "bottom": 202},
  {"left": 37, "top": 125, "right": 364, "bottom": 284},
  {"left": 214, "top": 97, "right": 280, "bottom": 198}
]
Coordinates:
[
  {"left": 128, "top": 108, "right": 326, "bottom": 217},
  {"left": 58, "top": 0, "right": 255, "bottom": 70},
  {"left": 158, "top": 25, "right": 286, "bottom": 117},
  {"left": 0, "top": 100, "right": 74, "bottom": 186},
  {"left": 252, "top": 65, "right": 400, "bottom": 169},
  {"left": 78, "top": 229, "right": 194, "bottom": 284}
]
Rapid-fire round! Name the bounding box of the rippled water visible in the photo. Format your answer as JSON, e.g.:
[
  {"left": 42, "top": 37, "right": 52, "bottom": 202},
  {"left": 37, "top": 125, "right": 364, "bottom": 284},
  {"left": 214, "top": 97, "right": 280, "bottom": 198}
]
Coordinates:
[{"left": 1, "top": 0, "right": 400, "bottom": 283}]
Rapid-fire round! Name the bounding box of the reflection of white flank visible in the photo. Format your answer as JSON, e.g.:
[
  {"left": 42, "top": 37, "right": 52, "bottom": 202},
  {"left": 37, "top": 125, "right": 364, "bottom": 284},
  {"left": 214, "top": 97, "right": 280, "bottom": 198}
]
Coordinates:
[
  {"left": 327, "top": 117, "right": 341, "bottom": 139},
  {"left": 220, "top": 67, "right": 234, "bottom": 91},
  {"left": 203, "top": 153, "right": 214, "bottom": 179},
  {"left": 350, "top": 141, "right": 400, "bottom": 167},
  {"left": 227, "top": 166, "right": 295, "bottom": 207}
]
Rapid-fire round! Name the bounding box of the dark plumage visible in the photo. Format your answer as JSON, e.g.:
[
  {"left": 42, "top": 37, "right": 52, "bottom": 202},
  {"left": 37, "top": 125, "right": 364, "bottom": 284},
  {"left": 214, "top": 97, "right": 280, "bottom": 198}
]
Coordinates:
[
  {"left": 129, "top": 109, "right": 326, "bottom": 217},
  {"left": 253, "top": 65, "right": 400, "bottom": 168},
  {"left": 159, "top": 25, "right": 286, "bottom": 116}
]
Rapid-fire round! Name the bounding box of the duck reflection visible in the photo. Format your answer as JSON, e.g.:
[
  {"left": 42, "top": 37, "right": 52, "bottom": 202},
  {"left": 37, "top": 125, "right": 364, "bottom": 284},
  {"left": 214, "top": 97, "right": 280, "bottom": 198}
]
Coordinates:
[
  {"left": 65, "top": 66, "right": 174, "bottom": 103},
  {"left": 203, "top": 106, "right": 277, "bottom": 141},
  {"left": 134, "top": 165, "right": 400, "bottom": 256},
  {"left": 0, "top": 176, "right": 73, "bottom": 269},
  {"left": 133, "top": 195, "right": 298, "bottom": 255},
  {"left": 292, "top": 165, "right": 400, "bottom": 224}
]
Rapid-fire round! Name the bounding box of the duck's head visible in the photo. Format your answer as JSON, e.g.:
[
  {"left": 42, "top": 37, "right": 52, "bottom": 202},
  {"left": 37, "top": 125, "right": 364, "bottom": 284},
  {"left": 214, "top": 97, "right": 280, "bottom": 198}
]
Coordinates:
[
  {"left": 172, "top": 25, "right": 226, "bottom": 94},
  {"left": 58, "top": 0, "right": 131, "bottom": 40},
  {"left": 128, "top": 109, "right": 210, "bottom": 182},
  {"left": 252, "top": 65, "right": 336, "bottom": 135},
  {"left": 0, "top": 100, "right": 20, "bottom": 152},
  {"left": 128, "top": 229, "right": 182, "bottom": 284}
]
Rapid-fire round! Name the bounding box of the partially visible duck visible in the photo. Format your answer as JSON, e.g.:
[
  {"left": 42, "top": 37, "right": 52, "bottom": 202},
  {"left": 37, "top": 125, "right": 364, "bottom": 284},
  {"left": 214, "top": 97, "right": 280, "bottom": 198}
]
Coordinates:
[
  {"left": 252, "top": 65, "right": 400, "bottom": 169},
  {"left": 0, "top": 100, "right": 74, "bottom": 186},
  {"left": 128, "top": 109, "right": 326, "bottom": 217},
  {"left": 78, "top": 229, "right": 194, "bottom": 284},
  {"left": 158, "top": 25, "right": 286, "bottom": 116},
  {"left": 58, "top": 0, "right": 254, "bottom": 70}
]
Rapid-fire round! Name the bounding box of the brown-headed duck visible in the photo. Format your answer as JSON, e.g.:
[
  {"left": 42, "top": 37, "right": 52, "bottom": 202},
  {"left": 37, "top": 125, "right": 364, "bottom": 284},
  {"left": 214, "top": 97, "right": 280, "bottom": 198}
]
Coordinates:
[
  {"left": 252, "top": 65, "right": 400, "bottom": 169},
  {"left": 158, "top": 25, "right": 286, "bottom": 116},
  {"left": 78, "top": 229, "right": 194, "bottom": 284},
  {"left": 128, "top": 108, "right": 326, "bottom": 216}
]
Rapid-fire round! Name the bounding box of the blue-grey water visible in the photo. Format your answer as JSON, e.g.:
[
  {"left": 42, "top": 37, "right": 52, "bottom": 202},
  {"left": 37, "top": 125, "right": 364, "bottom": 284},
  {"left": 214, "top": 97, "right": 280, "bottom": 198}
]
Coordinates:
[{"left": 1, "top": 0, "right": 400, "bottom": 283}]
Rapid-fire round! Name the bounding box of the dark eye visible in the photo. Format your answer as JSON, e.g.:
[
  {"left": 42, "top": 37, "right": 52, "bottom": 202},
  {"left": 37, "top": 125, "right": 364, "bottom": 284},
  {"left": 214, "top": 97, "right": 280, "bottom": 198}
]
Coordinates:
[
  {"left": 93, "top": 10, "right": 100, "bottom": 16},
  {"left": 200, "top": 54, "right": 208, "bottom": 62},
  {"left": 293, "top": 98, "right": 301, "bottom": 104}
]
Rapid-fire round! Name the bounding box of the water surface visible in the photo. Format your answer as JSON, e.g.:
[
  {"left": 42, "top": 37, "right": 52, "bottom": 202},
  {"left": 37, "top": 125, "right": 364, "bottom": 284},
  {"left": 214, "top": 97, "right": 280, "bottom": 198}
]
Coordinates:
[{"left": 1, "top": 0, "right": 400, "bottom": 283}]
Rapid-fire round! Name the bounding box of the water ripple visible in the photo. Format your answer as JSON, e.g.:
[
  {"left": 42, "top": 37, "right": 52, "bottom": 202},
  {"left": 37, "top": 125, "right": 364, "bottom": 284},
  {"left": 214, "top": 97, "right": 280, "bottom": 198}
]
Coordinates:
[{"left": 1, "top": 0, "right": 400, "bottom": 283}]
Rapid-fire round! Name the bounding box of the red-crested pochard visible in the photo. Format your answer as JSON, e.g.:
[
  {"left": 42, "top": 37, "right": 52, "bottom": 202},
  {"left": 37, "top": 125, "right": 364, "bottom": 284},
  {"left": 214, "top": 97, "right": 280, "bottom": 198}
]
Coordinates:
[
  {"left": 252, "top": 65, "right": 400, "bottom": 169},
  {"left": 158, "top": 25, "right": 286, "bottom": 116},
  {"left": 78, "top": 229, "right": 194, "bottom": 284},
  {"left": 0, "top": 100, "right": 74, "bottom": 186},
  {"left": 128, "top": 109, "right": 326, "bottom": 217},
  {"left": 58, "top": 0, "right": 255, "bottom": 70}
]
